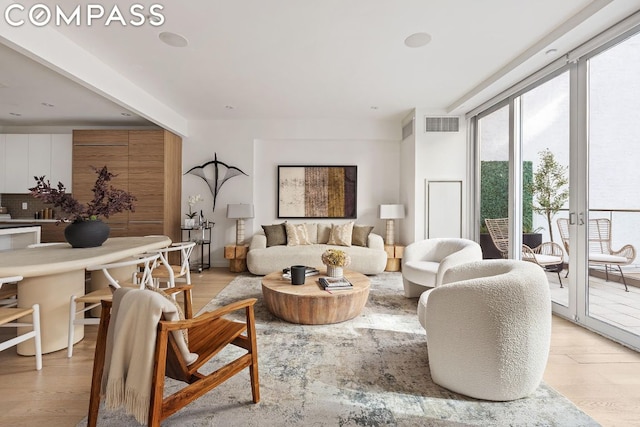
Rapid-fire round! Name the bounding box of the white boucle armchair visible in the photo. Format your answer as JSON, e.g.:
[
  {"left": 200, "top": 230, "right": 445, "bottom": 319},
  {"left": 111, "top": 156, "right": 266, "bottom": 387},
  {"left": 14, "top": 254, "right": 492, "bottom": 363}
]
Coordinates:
[
  {"left": 401, "top": 238, "right": 483, "bottom": 297},
  {"left": 420, "top": 259, "right": 551, "bottom": 401}
]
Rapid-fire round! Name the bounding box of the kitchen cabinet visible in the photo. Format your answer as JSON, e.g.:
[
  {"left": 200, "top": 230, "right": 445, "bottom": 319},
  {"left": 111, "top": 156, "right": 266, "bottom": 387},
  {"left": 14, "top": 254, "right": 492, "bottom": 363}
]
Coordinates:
[
  {"left": 73, "top": 130, "right": 129, "bottom": 230},
  {"left": 0, "top": 134, "right": 73, "bottom": 194},
  {"left": 28, "top": 134, "right": 51, "bottom": 183},
  {"left": 72, "top": 129, "right": 182, "bottom": 244},
  {"left": 0, "top": 135, "right": 5, "bottom": 193},
  {"left": 4, "top": 134, "right": 29, "bottom": 193},
  {"left": 40, "top": 222, "right": 66, "bottom": 242},
  {"left": 50, "top": 134, "right": 73, "bottom": 189}
]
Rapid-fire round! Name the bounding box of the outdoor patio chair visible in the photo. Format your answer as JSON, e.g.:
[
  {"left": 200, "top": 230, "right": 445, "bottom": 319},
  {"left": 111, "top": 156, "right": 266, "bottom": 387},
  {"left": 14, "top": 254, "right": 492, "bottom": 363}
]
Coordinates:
[
  {"left": 485, "top": 218, "right": 564, "bottom": 287},
  {"left": 557, "top": 218, "right": 636, "bottom": 292}
]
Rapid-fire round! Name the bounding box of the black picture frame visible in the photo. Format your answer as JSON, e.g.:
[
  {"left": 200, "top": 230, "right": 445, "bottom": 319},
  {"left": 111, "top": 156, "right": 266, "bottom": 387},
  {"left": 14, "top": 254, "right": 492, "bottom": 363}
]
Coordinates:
[{"left": 277, "top": 165, "right": 357, "bottom": 219}]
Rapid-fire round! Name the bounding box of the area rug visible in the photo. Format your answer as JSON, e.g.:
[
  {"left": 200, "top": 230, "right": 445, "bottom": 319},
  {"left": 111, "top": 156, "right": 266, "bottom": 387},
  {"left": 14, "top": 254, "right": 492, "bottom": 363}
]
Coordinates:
[{"left": 83, "top": 272, "right": 599, "bottom": 426}]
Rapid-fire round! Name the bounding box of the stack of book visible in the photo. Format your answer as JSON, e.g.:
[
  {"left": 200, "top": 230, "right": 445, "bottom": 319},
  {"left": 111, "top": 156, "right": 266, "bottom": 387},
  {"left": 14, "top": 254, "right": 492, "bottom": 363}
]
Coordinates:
[
  {"left": 282, "top": 266, "right": 319, "bottom": 279},
  {"left": 319, "top": 276, "right": 353, "bottom": 290}
]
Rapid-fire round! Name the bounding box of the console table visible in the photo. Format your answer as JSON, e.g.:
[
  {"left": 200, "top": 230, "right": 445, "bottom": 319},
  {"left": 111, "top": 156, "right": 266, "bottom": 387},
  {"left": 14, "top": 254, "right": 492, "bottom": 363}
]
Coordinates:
[{"left": 181, "top": 224, "right": 212, "bottom": 272}]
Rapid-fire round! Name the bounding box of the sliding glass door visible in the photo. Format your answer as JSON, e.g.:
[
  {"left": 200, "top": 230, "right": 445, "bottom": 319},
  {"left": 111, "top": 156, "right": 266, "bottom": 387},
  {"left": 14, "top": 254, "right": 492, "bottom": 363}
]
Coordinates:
[
  {"left": 478, "top": 104, "right": 509, "bottom": 259},
  {"left": 582, "top": 31, "right": 640, "bottom": 344},
  {"left": 473, "top": 26, "right": 640, "bottom": 350},
  {"left": 520, "top": 71, "right": 571, "bottom": 309}
]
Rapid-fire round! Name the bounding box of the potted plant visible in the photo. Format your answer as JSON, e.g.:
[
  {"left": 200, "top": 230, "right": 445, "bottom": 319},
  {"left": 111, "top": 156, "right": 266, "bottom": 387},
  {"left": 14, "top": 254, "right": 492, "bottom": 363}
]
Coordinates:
[
  {"left": 528, "top": 149, "right": 568, "bottom": 242},
  {"left": 479, "top": 160, "right": 535, "bottom": 258},
  {"left": 29, "top": 166, "right": 136, "bottom": 248},
  {"left": 185, "top": 194, "right": 204, "bottom": 228},
  {"left": 321, "top": 249, "right": 351, "bottom": 278}
]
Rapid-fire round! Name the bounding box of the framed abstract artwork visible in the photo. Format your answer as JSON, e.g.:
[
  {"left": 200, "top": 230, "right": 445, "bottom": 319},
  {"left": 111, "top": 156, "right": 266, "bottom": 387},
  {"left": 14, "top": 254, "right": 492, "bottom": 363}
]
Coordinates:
[{"left": 277, "top": 165, "right": 357, "bottom": 218}]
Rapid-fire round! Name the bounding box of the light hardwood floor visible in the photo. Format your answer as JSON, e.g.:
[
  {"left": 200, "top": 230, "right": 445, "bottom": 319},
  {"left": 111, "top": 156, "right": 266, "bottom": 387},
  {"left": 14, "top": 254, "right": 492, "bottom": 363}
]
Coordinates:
[{"left": 1, "top": 268, "right": 639, "bottom": 427}]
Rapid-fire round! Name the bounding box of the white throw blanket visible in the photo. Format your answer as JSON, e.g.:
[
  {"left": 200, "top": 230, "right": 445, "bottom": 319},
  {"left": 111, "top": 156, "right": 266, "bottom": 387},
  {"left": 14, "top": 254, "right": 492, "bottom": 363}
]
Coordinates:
[{"left": 101, "top": 287, "right": 197, "bottom": 425}]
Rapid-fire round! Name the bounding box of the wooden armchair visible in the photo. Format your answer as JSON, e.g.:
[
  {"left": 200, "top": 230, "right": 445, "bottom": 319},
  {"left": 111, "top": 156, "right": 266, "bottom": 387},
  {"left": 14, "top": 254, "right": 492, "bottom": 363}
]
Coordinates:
[
  {"left": 485, "top": 218, "right": 564, "bottom": 286},
  {"left": 87, "top": 285, "right": 259, "bottom": 426}
]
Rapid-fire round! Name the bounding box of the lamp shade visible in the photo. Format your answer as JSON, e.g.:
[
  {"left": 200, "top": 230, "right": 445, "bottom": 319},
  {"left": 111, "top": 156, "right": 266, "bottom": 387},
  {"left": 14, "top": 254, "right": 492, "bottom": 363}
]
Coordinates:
[
  {"left": 379, "top": 204, "right": 405, "bottom": 219},
  {"left": 227, "top": 203, "right": 254, "bottom": 219}
]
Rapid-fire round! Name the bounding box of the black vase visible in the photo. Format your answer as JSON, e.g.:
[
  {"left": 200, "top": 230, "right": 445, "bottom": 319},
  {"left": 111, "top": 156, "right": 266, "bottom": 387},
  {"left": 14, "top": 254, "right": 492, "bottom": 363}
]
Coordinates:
[{"left": 64, "top": 220, "right": 110, "bottom": 248}]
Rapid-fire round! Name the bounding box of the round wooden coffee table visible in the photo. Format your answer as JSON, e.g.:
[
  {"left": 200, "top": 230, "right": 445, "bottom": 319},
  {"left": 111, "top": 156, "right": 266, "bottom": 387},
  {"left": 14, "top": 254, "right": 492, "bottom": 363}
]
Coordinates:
[{"left": 261, "top": 269, "right": 370, "bottom": 325}]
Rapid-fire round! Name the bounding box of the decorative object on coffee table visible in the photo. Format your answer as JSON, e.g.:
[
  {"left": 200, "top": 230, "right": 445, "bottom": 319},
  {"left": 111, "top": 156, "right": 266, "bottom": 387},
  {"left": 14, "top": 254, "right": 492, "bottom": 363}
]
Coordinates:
[
  {"left": 290, "top": 265, "right": 307, "bottom": 285},
  {"left": 29, "top": 166, "right": 136, "bottom": 248},
  {"left": 321, "top": 249, "right": 351, "bottom": 278}
]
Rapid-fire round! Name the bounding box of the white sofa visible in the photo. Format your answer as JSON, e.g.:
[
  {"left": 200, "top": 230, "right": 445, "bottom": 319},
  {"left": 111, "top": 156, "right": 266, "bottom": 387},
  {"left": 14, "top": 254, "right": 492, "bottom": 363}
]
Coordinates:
[
  {"left": 401, "top": 238, "right": 483, "bottom": 297},
  {"left": 420, "top": 259, "right": 551, "bottom": 401},
  {"left": 247, "top": 228, "right": 387, "bottom": 276}
]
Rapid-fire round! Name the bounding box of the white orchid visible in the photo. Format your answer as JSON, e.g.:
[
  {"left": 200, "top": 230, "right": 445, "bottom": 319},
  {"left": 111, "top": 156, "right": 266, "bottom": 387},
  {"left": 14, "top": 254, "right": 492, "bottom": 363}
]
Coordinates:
[{"left": 186, "top": 194, "right": 204, "bottom": 218}]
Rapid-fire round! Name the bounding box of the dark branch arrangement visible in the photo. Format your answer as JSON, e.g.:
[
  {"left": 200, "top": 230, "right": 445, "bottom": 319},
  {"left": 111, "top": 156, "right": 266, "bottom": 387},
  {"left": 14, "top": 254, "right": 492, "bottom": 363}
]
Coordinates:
[{"left": 29, "top": 166, "right": 136, "bottom": 223}]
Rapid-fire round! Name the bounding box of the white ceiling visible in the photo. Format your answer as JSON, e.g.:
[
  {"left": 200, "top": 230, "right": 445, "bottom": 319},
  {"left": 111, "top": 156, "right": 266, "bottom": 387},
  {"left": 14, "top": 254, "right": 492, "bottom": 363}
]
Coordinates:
[{"left": 1, "top": 0, "right": 639, "bottom": 130}]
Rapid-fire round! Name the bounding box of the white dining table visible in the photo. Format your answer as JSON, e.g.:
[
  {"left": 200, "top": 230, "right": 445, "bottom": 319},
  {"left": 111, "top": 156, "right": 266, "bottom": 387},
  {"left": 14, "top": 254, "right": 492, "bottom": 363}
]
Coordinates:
[{"left": 0, "top": 235, "right": 171, "bottom": 355}]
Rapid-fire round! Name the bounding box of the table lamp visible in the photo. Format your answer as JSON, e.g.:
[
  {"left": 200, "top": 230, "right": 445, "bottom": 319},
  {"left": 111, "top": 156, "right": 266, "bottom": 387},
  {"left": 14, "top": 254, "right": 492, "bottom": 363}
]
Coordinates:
[
  {"left": 379, "top": 204, "right": 405, "bottom": 245},
  {"left": 227, "top": 203, "right": 255, "bottom": 245}
]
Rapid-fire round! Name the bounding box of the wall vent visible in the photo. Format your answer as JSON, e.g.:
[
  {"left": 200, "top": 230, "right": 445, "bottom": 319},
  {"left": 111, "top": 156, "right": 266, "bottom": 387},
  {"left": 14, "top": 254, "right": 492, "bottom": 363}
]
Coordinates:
[
  {"left": 425, "top": 117, "right": 459, "bottom": 132},
  {"left": 402, "top": 119, "right": 414, "bottom": 139}
]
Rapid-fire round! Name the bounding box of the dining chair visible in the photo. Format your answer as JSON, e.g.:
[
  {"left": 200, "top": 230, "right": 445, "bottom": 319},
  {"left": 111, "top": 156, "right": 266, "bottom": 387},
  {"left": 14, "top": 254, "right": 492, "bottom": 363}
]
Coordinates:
[
  {"left": 0, "top": 275, "right": 18, "bottom": 308},
  {"left": 66, "top": 253, "right": 160, "bottom": 358},
  {"left": 485, "top": 218, "right": 565, "bottom": 286},
  {"left": 0, "top": 275, "right": 42, "bottom": 370},
  {"left": 147, "top": 241, "right": 196, "bottom": 289}
]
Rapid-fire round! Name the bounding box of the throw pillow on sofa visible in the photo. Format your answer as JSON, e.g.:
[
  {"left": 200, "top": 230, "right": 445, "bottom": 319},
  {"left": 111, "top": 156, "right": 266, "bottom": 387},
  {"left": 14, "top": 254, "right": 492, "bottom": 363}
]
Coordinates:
[
  {"left": 317, "top": 224, "right": 332, "bottom": 244},
  {"left": 286, "top": 223, "right": 312, "bottom": 246},
  {"left": 352, "top": 225, "right": 374, "bottom": 247},
  {"left": 305, "top": 223, "right": 318, "bottom": 244},
  {"left": 262, "top": 223, "right": 287, "bottom": 247},
  {"left": 327, "top": 221, "right": 355, "bottom": 247}
]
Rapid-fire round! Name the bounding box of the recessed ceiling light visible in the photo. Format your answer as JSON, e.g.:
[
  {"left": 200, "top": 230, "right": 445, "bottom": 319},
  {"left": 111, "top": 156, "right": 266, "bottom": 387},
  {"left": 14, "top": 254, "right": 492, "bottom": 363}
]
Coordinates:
[
  {"left": 9, "top": 112, "right": 21, "bottom": 116},
  {"left": 159, "top": 32, "right": 188, "bottom": 48},
  {"left": 545, "top": 48, "right": 558, "bottom": 56},
  {"left": 404, "top": 32, "right": 432, "bottom": 48},
  {"left": 41, "top": 102, "right": 54, "bottom": 107}
]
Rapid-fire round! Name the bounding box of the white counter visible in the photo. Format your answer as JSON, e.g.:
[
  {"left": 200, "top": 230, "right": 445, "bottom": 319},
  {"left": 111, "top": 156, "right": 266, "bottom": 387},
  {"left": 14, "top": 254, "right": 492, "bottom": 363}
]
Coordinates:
[
  {"left": 1, "top": 219, "right": 58, "bottom": 223},
  {"left": 0, "top": 225, "right": 41, "bottom": 250}
]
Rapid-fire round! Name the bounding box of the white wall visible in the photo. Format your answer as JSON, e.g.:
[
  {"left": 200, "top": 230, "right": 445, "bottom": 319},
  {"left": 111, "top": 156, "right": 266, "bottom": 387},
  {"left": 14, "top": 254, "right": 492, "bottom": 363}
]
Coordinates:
[
  {"left": 399, "top": 116, "right": 416, "bottom": 246},
  {"left": 184, "top": 119, "right": 401, "bottom": 265},
  {"left": 402, "top": 109, "right": 469, "bottom": 243}
]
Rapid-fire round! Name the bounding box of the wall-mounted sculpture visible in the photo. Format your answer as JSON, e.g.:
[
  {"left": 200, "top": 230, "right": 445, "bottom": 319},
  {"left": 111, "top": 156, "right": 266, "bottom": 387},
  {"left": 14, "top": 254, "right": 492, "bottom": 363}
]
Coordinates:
[{"left": 184, "top": 153, "right": 248, "bottom": 212}]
